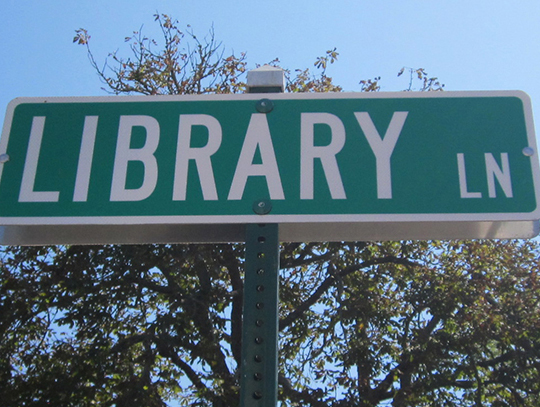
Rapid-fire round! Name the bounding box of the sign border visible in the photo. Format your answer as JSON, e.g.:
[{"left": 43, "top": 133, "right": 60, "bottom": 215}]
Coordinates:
[{"left": 1, "top": 90, "right": 539, "bottom": 243}]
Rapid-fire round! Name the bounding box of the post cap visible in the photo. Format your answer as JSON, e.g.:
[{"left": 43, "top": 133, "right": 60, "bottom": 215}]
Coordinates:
[{"left": 247, "top": 65, "right": 285, "bottom": 93}]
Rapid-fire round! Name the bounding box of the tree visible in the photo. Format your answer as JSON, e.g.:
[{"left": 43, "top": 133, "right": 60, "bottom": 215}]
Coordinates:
[{"left": 1, "top": 14, "right": 539, "bottom": 406}]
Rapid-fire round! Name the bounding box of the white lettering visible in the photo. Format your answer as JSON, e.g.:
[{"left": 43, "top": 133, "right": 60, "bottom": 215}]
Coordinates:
[
  {"left": 174, "top": 114, "right": 222, "bottom": 201},
  {"left": 300, "top": 113, "right": 346, "bottom": 200},
  {"left": 485, "top": 153, "right": 513, "bottom": 198},
  {"left": 19, "top": 116, "right": 60, "bottom": 202},
  {"left": 457, "top": 153, "right": 482, "bottom": 198},
  {"left": 110, "top": 115, "right": 159, "bottom": 201},
  {"left": 73, "top": 116, "right": 98, "bottom": 202},
  {"left": 228, "top": 114, "right": 284, "bottom": 200},
  {"left": 354, "top": 111, "right": 408, "bottom": 199}
]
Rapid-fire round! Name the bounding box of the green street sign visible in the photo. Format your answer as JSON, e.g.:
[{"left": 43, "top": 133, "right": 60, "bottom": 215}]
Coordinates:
[{"left": 0, "top": 91, "right": 539, "bottom": 244}]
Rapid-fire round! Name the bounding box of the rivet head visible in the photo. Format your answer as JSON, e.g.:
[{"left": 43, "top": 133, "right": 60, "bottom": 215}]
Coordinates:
[
  {"left": 0, "top": 154, "right": 10, "bottom": 163},
  {"left": 253, "top": 199, "right": 272, "bottom": 215},
  {"left": 523, "top": 147, "right": 535, "bottom": 157},
  {"left": 256, "top": 98, "right": 274, "bottom": 113}
]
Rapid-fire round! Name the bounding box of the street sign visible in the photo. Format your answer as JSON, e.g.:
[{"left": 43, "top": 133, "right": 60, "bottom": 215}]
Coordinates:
[{"left": 0, "top": 91, "right": 539, "bottom": 244}]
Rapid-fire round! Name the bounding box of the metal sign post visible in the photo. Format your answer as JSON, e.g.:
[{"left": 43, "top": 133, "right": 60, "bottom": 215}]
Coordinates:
[
  {"left": 240, "top": 222, "right": 280, "bottom": 406},
  {"left": 240, "top": 66, "right": 284, "bottom": 407}
]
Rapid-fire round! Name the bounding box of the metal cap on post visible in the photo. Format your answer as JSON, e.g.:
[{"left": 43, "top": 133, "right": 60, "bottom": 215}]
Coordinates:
[{"left": 247, "top": 65, "right": 285, "bottom": 94}]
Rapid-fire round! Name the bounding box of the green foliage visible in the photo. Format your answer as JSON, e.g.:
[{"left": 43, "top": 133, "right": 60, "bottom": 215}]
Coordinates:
[{"left": 2, "top": 14, "right": 539, "bottom": 407}]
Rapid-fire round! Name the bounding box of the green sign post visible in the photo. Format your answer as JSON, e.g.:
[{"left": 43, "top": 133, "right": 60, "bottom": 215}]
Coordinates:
[
  {"left": 0, "top": 91, "right": 539, "bottom": 244},
  {"left": 239, "top": 67, "right": 282, "bottom": 407}
]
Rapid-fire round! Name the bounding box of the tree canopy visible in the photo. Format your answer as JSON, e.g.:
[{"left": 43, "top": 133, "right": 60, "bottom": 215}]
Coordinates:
[{"left": 1, "top": 14, "right": 539, "bottom": 407}]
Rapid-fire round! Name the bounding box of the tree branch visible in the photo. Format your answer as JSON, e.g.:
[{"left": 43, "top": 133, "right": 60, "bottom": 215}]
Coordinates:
[
  {"left": 278, "top": 373, "right": 327, "bottom": 407},
  {"left": 280, "top": 256, "right": 419, "bottom": 331}
]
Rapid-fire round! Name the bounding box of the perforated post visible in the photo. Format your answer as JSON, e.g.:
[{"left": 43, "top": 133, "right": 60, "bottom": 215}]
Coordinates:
[
  {"left": 239, "top": 66, "right": 284, "bottom": 407},
  {"left": 240, "top": 223, "right": 279, "bottom": 407}
]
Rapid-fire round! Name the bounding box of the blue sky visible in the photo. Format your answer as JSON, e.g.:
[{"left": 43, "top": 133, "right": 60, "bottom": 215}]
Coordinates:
[{"left": 2, "top": 0, "right": 540, "bottom": 116}]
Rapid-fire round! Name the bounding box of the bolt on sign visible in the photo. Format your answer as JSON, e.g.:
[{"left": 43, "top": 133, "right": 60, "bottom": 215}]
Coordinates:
[{"left": 0, "top": 91, "right": 539, "bottom": 245}]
